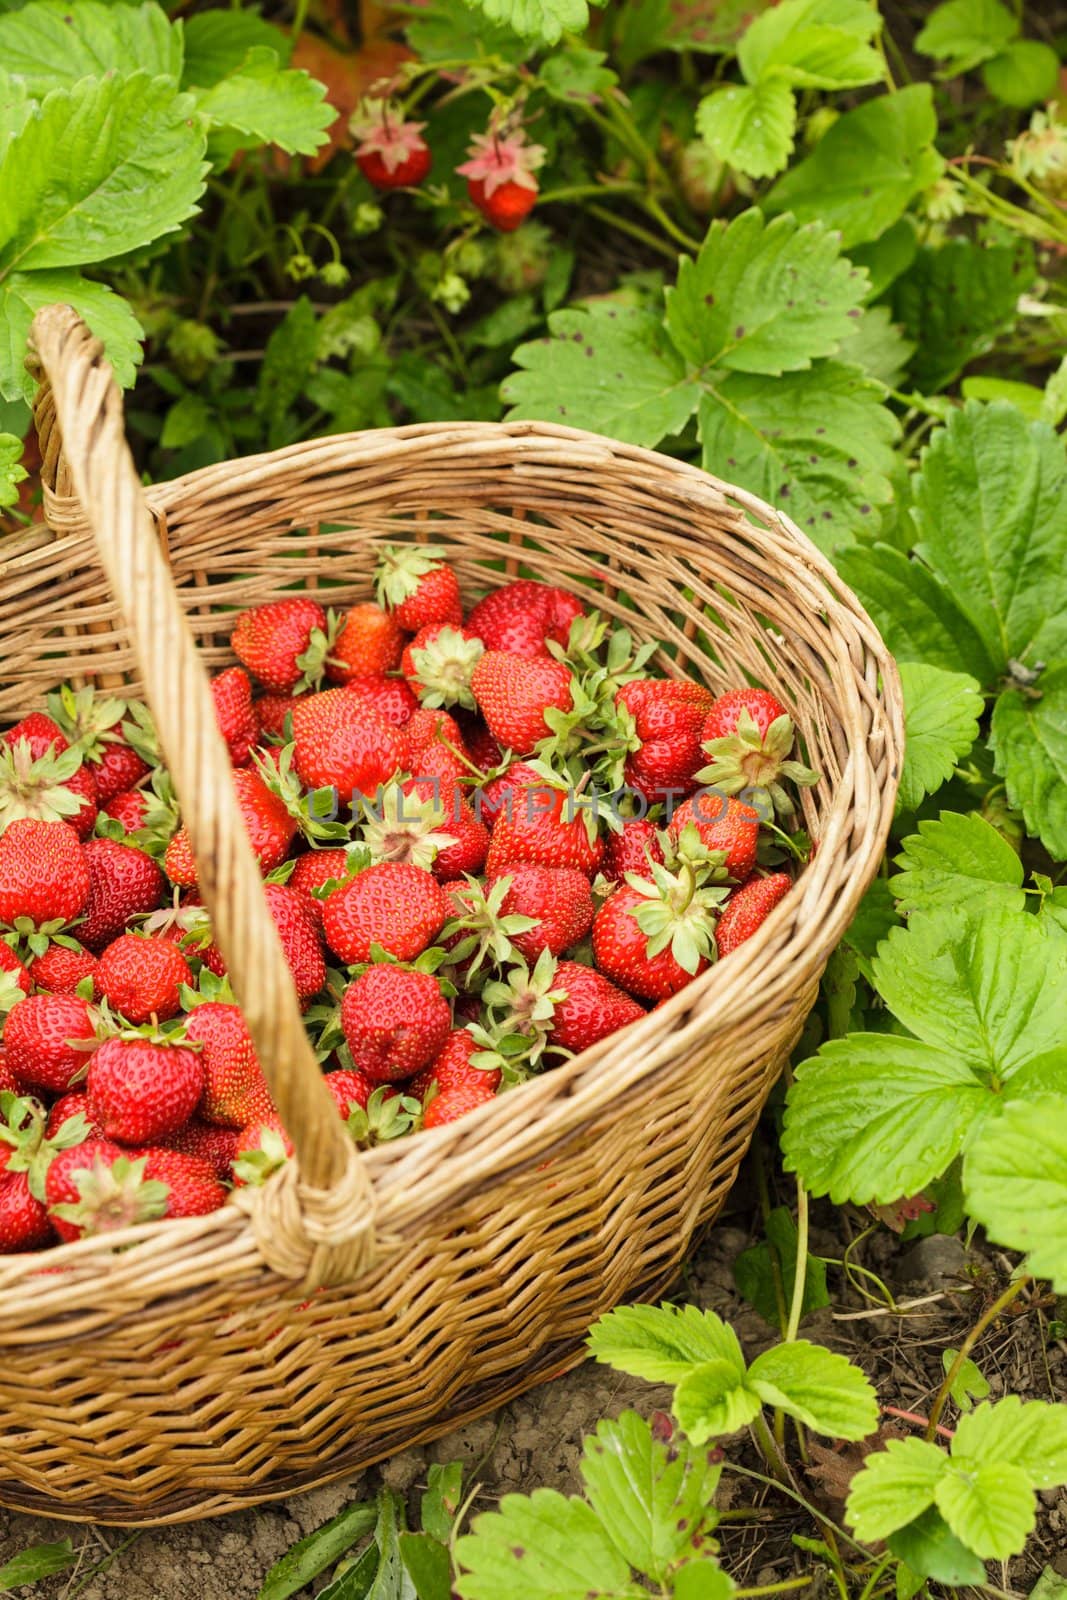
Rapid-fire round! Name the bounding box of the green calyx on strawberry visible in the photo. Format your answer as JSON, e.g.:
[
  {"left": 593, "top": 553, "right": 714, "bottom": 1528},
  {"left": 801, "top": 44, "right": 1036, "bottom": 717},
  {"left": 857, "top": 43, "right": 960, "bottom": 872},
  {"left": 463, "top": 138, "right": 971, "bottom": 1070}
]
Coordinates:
[
  {"left": 533, "top": 616, "right": 658, "bottom": 788},
  {"left": 360, "top": 780, "right": 458, "bottom": 871},
  {"left": 661, "top": 819, "right": 730, "bottom": 882},
  {"left": 375, "top": 544, "right": 462, "bottom": 632},
  {"left": 440, "top": 873, "right": 539, "bottom": 982},
  {"left": 3, "top": 915, "right": 83, "bottom": 962},
  {"left": 696, "top": 709, "right": 819, "bottom": 820},
  {"left": 342, "top": 1084, "right": 421, "bottom": 1149},
  {"left": 0, "top": 739, "right": 91, "bottom": 829},
  {"left": 620, "top": 861, "right": 727, "bottom": 973},
  {"left": 288, "top": 610, "right": 344, "bottom": 695},
  {"left": 252, "top": 743, "right": 352, "bottom": 845},
  {"left": 232, "top": 1125, "right": 292, "bottom": 1186},
  {"left": 49, "top": 1151, "right": 171, "bottom": 1234},
  {"left": 95, "top": 768, "right": 180, "bottom": 858},
  {"left": 45, "top": 684, "right": 127, "bottom": 760},
  {"left": 407, "top": 626, "right": 485, "bottom": 710},
  {"left": 0, "top": 1088, "right": 90, "bottom": 1201},
  {"left": 477, "top": 947, "right": 566, "bottom": 1073}
]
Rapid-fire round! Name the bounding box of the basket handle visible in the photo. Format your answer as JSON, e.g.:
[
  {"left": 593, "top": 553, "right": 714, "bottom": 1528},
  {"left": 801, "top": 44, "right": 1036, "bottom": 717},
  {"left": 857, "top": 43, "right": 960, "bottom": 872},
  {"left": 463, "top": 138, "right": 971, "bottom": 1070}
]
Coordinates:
[{"left": 27, "top": 305, "right": 377, "bottom": 1288}]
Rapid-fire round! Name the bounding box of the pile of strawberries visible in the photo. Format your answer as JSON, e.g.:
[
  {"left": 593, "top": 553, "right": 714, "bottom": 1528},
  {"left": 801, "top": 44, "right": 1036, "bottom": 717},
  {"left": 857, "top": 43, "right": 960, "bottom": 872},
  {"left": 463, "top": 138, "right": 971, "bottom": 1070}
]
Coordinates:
[{"left": 0, "top": 545, "right": 816, "bottom": 1254}]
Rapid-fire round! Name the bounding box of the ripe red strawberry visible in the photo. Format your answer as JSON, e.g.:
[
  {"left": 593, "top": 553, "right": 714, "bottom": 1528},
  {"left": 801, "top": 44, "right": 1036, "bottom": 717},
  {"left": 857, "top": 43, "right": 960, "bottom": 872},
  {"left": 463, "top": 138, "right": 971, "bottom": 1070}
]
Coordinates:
[
  {"left": 232, "top": 1114, "right": 294, "bottom": 1184},
  {"left": 458, "top": 120, "right": 545, "bottom": 233},
  {"left": 44, "top": 1138, "right": 123, "bottom": 1239},
  {"left": 94, "top": 933, "right": 192, "bottom": 1023},
  {"left": 548, "top": 960, "right": 645, "bottom": 1053},
  {"left": 164, "top": 767, "right": 298, "bottom": 887},
  {"left": 698, "top": 689, "right": 818, "bottom": 819},
  {"left": 602, "top": 819, "right": 665, "bottom": 884},
  {"left": 354, "top": 112, "right": 432, "bottom": 191},
  {"left": 485, "top": 779, "right": 603, "bottom": 877},
  {"left": 376, "top": 544, "right": 462, "bottom": 631},
  {"left": 263, "top": 882, "right": 327, "bottom": 1005},
  {"left": 467, "top": 580, "right": 584, "bottom": 658},
  {"left": 211, "top": 667, "right": 260, "bottom": 766},
  {"left": 231, "top": 598, "right": 329, "bottom": 693},
  {"left": 91, "top": 741, "right": 150, "bottom": 804},
  {"left": 616, "top": 679, "right": 716, "bottom": 804},
  {"left": 29, "top": 941, "right": 98, "bottom": 995},
  {"left": 0, "top": 1171, "right": 54, "bottom": 1250},
  {"left": 87, "top": 1036, "right": 204, "bottom": 1144},
  {"left": 291, "top": 690, "right": 408, "bottom": 804},
  {"left": 423, "top": 1080, "right": 497, "bottom": 1126},
  {"left": 468, "top": 178, "right": 537, "bottom": 231},
  {"left": 184, "top": 1001, "right": 274, "bottom": 1127},
  {"left": 2, "top": 712, "right": 101, "bottom": 837},
  {"left": 5, "top": 992, "right": 96, "bottom": 1094},
  {"left": 255, "top": 692, "right": 308, "bottom": 740},
  {"left": 0, "top": 820, "right": 91, "bottom": 931},
  {"left": 3, "top": 712, "right": 68, "bottom": 758},
  {"left": 61, "top": 764, "right": 99, "bottom": 840},
  {"left": 471, "top": 651, "right": 573, "bottom": 755},
  {"left": 46, "top": 1091, "right": 104, "bottom": 1141},
  {"left": 703, "top": 688, "right": 787, "bottom": 744},
  {"left": 0, "top": 1049, "right": 15, "bottom": 1093},
  {"left": 716, "top": 872, "right": 792, "bottom": 956},
  {"left": 341, "top": 965, "right": 451, "bottom": 1082},
  {"left": 288, "top": 848, "right": 357, "bottom": 920},
  {"left": 591, "top": 864, "right": 725, "bottom": 1001},
  {"left": 43, "top": 686, "right": 152, "bottom": 803},
  {"left": 323, "top": 861, "right": 447, "bottom": 965},
  {"left": 46, "top": 1141, "right": 173, "bottom": 1239},
  {"left": 0, "top": 942, "right": 30, "bottom": 996},
  {"left": 476, "top": 760, "right": 540, "bottom": 830},
  {"left": 161, "top": 1119, "right": 241, "bottom": 1179},
  {"left": 326, "top": 603, "right": 405, "bottom": 682},
  {"left": 136, "top": 1148, "right": 227, "bottom": 1218},
  {"left": 403, "top": 624, "right": 485, "bottom": 711},
  {"left": 79, "top": 838, "right": 164, "bottom": 952},
  {"left": 409, "top": 1028, "right": 502, "bottom": 1101},
  {"left": 344, "top": 675, "right": 418, "bottom": 728},
  {"left": 667, "top": 795, "right": 761, "bottom": 883},
  {"left": 323, "top": 1067, "right": 374, "bottom": 1116},
  {"left": 102, "top": 788, "right": 150, "bottom": 832},
  {"left": 488, "top": 865, "right": 594, "bottom": 961},
  {"left": 407, "top": 707, "right": 468, "bottom": 766}
]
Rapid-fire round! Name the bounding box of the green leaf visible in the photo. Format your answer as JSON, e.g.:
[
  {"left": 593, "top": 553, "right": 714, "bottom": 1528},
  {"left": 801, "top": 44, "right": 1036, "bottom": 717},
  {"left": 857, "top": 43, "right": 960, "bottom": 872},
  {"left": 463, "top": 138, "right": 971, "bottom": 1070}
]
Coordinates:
[
  {"left": 887, "top": 1506, "right": 986, "bottom": 1584},
  {"left": 0, "top": 429, "right": 25, "bottom": 508},
  {"left": 1032, "top": 1570, "right": 1067, "bottom": 1600},
  {"left": 738, "top": 0, "right": 883, "bottom": 88},
  {"left": 836, "top": 304, "right": 915, "bottom": 388},
  {"left": 0, "top": 269, "right": 144, "bottom": 404},
  {"left": 913, "top": 403, "right": 1067, "bottom": 672},
  {"left": 0, "top": 73, "right": 205, "bottom": 275},
  {"left": 983, "top": 39, "right": 1060, "bottom": 106},
  {"left": 194, "top": 47, "right": 333, "bottom": 156},
  {"left": 0, "top": 0, "right": 181, "bottom": 95},
  {"left": 746, "top": 1342, "right": 878, "bottom": 1439},
  {"left": 915, "top": 0, "right": 1018, "bottom": 74},
  {"left": 764, "top": 85, "right": 942, "bottom": 248},
  {"left": 398, "top": 1533, "right": 451, "bottom": 1600},
  {"left": 182, "top": 9, "right": 292, "bottom": 85},
  {"left": 733, "top": 1205, "right": 830, "bottom": 1329},
  {"left": 453, "top": 1490, "right": 644, "bottom": 1599},
  {"left": 695, "top": 77, "right": 796, "bottom": 180},
  {"left": 255, "top": 296, "right": 319, "bottom": 445},
  {"left": 833, "top": 543, "right": 997, "bottom": 685},
  {"left": 849, "top": 218, "right": 919, "bottom": 301},
  {"left": 953, "top": 1396, "right": 1067, "bottom": 1486},
  {"left": 891, "top": 239, "right": 1035, "bottom": 392},
  {"left": 991, "top": 663, "right": 1067, "bottom": 860},
  {"left": 672, "top": 1564, "right": 735, "bottom": 1600},
  {"left": 587, "top": 1302, "right": 745, "bottom": 1384},
  {"left": 698, "top": 363, "right": 898, "bottom": 550},
  {"left": 942, "top": 1350, "right": 991, "bottom": 1412},
  {"left": 503, "top": 305, "right": 700, "bottom": 447},
  {"left": 538, "top": 45, "right": 617, "bottom": 103},
  {"left": 965, "top": 1096, "right": 1067, "bottom": 1292},
  {"left": 935, "top": 1460, "right": 1034, "bottom": 1559},
  {"left": 892, "top": 811, "right": 1025, "bottom": 918},
  {"left": 961, "top": 375, "right": 1046, "bottom": 420},
  {"left": 463, "top": 0, "right": 595, "bottom": 45},
  {"left": 421, "top": 1461, "right": 463, "bottom": 1545},
  {"left": 673, "top": 1360, "right": 762, "bottom": 1444},
  {"left": 897, "top": 662, "right": 982, "bottom": 812},
  {"left": 579, "top": 1411, "right": 721, "bottom": 1581},
  {"left": 0, "top": 1541, "right": 76, "bottom": 1591},
  {"left": 0, "top": 74, "right": 32, "bottom": 159},
  {"left": 846, "top": 1437, "right": 948, "bottom": 1541},
  {"left": 666, "top": 210, "right": 869, "bottom": 375},
  {"left": 842, "top": 877, "right": 901, "bottom": 963},
  {"left": 257, "top": 1503, "right": 377, "bottom": 1600}
]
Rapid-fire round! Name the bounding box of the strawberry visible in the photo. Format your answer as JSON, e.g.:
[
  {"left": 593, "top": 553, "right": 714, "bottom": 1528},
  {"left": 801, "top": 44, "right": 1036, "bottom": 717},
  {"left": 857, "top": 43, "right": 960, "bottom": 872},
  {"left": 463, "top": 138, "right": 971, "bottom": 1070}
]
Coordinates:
[
  {"left": 0, "top": 943, "right": 31, "bottom": 997},
  {"left": 0, "top": 733, "right": 97, "bottom": 838},
  {"left": 102, "top": 788, "right": 150, "bottom": 832},
  {"left": 94, "top": 933, "right": 192, "bottom": 1023},
  {"left": 341, "top": 965, "right": 451, "bottom": 1082},
  {"left": 667, "top": 795, "right": 761, "bottom": 883},
  {"left": 471, "top": 652, "right": 574, "bottom": 754},
  {"left": 482, "top": 953, "right": 642, "bottom": 1065},
  {"left": 715, "top": 872, "right": 793, "bottom": 956},
  {"left": 407, "top": 707, "right": 468, "bottom": 766},
  {"left": 0, "top": 1050, "right": 14, "bottom": 1094},
  {"left": 5, "top": 992, "right": 96, "bottom": 1094},
  {"left": 354, "top": 110, "right": 432, "bottom": 191},
  {"left": 344, "top": 675, "right": 418, "bottom": 728},
  {"left": 29, "top": 941, "right": 97, "bottom": 995},
  {"left": 457, "top": 118, "right": 546, "bottom": 234},
  {"left": 46, "top": 1142, "right": 165, "bottom": 1240},
  {"left": 488, "top": 865, "right": 594, "bottom": 961},
  {"left": 616, "top": 679, "right": 716, "bottom": 804},
  {"left": 469, "top": 180, "right": 537, "bottom": 231},
  {"left": 232, "top": 1115, "right": 293, "bottom": 1185},
  {"left": 485, "top": 778, "right": 603, "bottom": 877},
  {"left": 291, "top": 690, "right": 408, "bottom": 805},
  {"left": 288, "top": 847, "right": 358, "bottom": 919},
  {"left": 90, "top": 741, "right": 150, "bottom": 804},
  {"left": 255, "top": 692, "right": 308, "bottom": 741},
  {"left": 263, "top": 882, "right": 327, "bottom": 1004},
  {"left": 0, "top": 819, "right": 90, "bottom": 929},
  {"left": 184, "top": 1000, "right": 274, "bottom": 1128},
  {"left": 46, "top": 1091, "right": 104, "bottom": 1141},
  {"left": 79, "top": 837, "right": 164, "bottom": 952},
  {"left": 476, "top": 760, "right": 541, "bottom": 830},
  {"left": 602, "top": 818, "right": 665, "bottom": 884},
  {"left": 697, "top": 689, "right": 819, "bottom": 819},
  {"left": 467, "top": 580, "right": 584, "bottom": 659},
  {"left": 136, "top": 1148, "right": 227, "bottom": 1218},
  {"left": 211, "top": 667, "right": 260, "bottom": 767},
  {"left": 363, "top": 778, "right": 488, "bottom": 881},
  {"left": 463, "top": 719, "right": 503, "bottom": 772},
  {"left": 423, "top": 1081, "right": 496, "bottom": 1126},
  {"left": 231, "top": 598, "right": 329, "bottom": 693},
  {"left": 409, "top": 1027, "right": 502, "bottom": 1100},
  {"left": 326, "top": 603, "right": 405, "bottom": 682},
  {"left": 3, "top": 712, "right": 68, "bottom": 758},
  {"left": 403, "top": 625, "right": 485, "bottom": 711},
  {"left": 591, "top": 862, "right": 727, "bottom": 1001},
  {"left": 323, "top": 1067, "right": 374, "bottom": 1116},
  {"left": 0, "top": 1171, "right": 54, "bottom": 1250},
  {"left": 548, "top": 959, "right": 645, "bottom": 1053},
  {"left": 323, "top": 861, "right": 447, "bottom": 965},
  {"left": 87, "top": 1036, "right": 204, "bottom": 1144},
  {"left": 44, "top": 686, "right": 150, "bottom": 803},
  {"left": 161, "top": 1119, "right": 241, "bottom": 1179},
  {"left": 437, "top": 876, "right": 534, "bottom": 982},
  {"left": 375, "top": 544, "right": 462, "bottom": 631},
  {"left": 164, "top": 767, "right": 298, "bottom": 887}
]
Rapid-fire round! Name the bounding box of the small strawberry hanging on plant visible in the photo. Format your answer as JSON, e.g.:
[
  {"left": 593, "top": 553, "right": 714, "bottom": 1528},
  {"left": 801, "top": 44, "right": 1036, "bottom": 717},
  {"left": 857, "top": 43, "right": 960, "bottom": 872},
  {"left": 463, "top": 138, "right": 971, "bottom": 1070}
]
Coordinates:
[
  {"left": 352, "top": 100, "right": 432, "bottom": 192},
  {"left": 458, "top": 107, "right": 546, "bottom": 233}
]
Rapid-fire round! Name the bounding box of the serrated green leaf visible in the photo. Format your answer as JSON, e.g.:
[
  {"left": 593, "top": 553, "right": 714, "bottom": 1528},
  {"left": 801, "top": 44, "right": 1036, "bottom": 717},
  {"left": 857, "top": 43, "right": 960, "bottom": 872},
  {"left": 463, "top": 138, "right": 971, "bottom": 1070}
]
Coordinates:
[
  {"left": 892, "top": 239, "right": 1035, "bottom": 392},
  {"left": 842, "top": 877, "right": 901, "bottom": 962},
  {"left": 765, "top": 84, "right": 942, "bottom": 248},
  {"left": 0, "top": 73, "right": 205, "bottom": 276},
  {"left": 983, "top": 38, "right": 1060, "bottom": 106},
  {"left": 833, "top": 543, "right": 997, "bottom": 685},
  {"left": 739, "top": 0, "right": 883, "bottom": 88},
  {"left": 846, "top": 1437, "right": 948, "bottom": 1540},
  {"left": 961, "top": 375, "right": 1046, "bottom": 419},
  {"left": 935, "top": 1459, "right": 1034, "bottom": 1558},
  {"left": 892, "top": 811, "right": 1025, "bottom": 918},
  {"left": 453, "top": 1490, "right": 644, "bottom": 1599},
  {"left": 954, "top": 1396, "right": 1067, "bottom": 1485},
  {"left": 849, "top": 218, "right": 919, "bottom": 301},
  {"left": 836, "top": 304, "right": 915, "bottom": 388},
  {"left": 0, "top": 269, "right": 143, "bottom": 403},
  {"left": 942, "top": 1349, "right": 990, "bottom": 1412},
  {"left": 897, "top": 662, "right": 982, "bottom": 812},
  {"left": 0, "top": 430, "right": 25, "bottom": 508},
  {"left": 0, "top": 0, "right": 180, "bottom": 95},
  {"left": 666, "top": 210, "right": 868, "bottom": 374},
  {"left": 587, "top": 1302, "right": 745, "bottom": 1383},
  {"left": 673, "top": 1361, "right": 762, "bottom": 1444},
  {"left": 463, "top": 0, "right": 593, "bottom": 45},
  {"left": 0, "top": 74, "right": 31, "bottom": 159},
  {"left": 182, "top": 8, "right": 292, "bottom": 85},
  {"left": 695, "top": 78, "right": 796, "bottom": 180},
  {"left": 915, "top": 0, "right": 1017, "bottom": 74},
  {"left": 698, "top": 362, "right": 898, "bottom": 550},
  {"left": 539, "top": 45, "right": 617, "bottom": 102},
  {"left": 746, "top": 1342, "right": 877, "bottom": 1439},
  {"left": 257, "top": 1503, "right": 377, "bottom": 1600},
  {"left": 886, "top": 1506, "right": 986, "bottom": 1584},
  {"left": 733, "top": 1205, "right": 830, "bottom": 1330},
  {"left": 579, "top": 1411, "right": 721, "bottom": 1581},
  {"left": 503, "top": 305, "right": 700, "bottom": 447},
  {"left": 991, "top": 664, "right": 1067, "bottom": 860},
  {"left": 194, "top": 47, "right": 333, "bottom": 156},
  {"left": 0, "top": 1541, "right": 76, "bottom": 1592},
  {"left": 965, "top": 1097, "right": 1067, "bottom": 1292}
]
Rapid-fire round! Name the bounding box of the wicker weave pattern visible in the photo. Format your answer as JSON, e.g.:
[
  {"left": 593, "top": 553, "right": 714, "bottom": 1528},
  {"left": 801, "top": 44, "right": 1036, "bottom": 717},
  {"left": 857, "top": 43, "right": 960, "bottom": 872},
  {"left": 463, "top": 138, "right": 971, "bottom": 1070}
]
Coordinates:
[{"left": 0, "top": 305, "right": 902, "bottom": 1525}]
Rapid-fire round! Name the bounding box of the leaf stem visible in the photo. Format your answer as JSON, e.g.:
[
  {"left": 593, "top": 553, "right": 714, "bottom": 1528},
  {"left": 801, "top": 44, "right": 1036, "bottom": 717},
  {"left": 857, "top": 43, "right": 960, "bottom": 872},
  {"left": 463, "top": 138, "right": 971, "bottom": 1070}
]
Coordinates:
[
  {"left": 585, "top": 203, "right": 680, "bottom": 263},
  {"left": 926, "top": 1275, "right": 1031, "bottom": 1439},
  {"left": 784, "top": 1177, "right": 809, "bottom": 1343},
  {"left": 736, "top": 1580, "right": 815, "bottom": 1598}
]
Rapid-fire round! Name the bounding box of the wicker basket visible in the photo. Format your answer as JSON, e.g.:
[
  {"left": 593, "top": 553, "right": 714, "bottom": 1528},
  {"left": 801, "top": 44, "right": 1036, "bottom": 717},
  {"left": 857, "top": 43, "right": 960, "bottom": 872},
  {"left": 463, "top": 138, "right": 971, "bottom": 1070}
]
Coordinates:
[{"left": 0, "top": 305, "right": 901, "bottom": 1526}]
